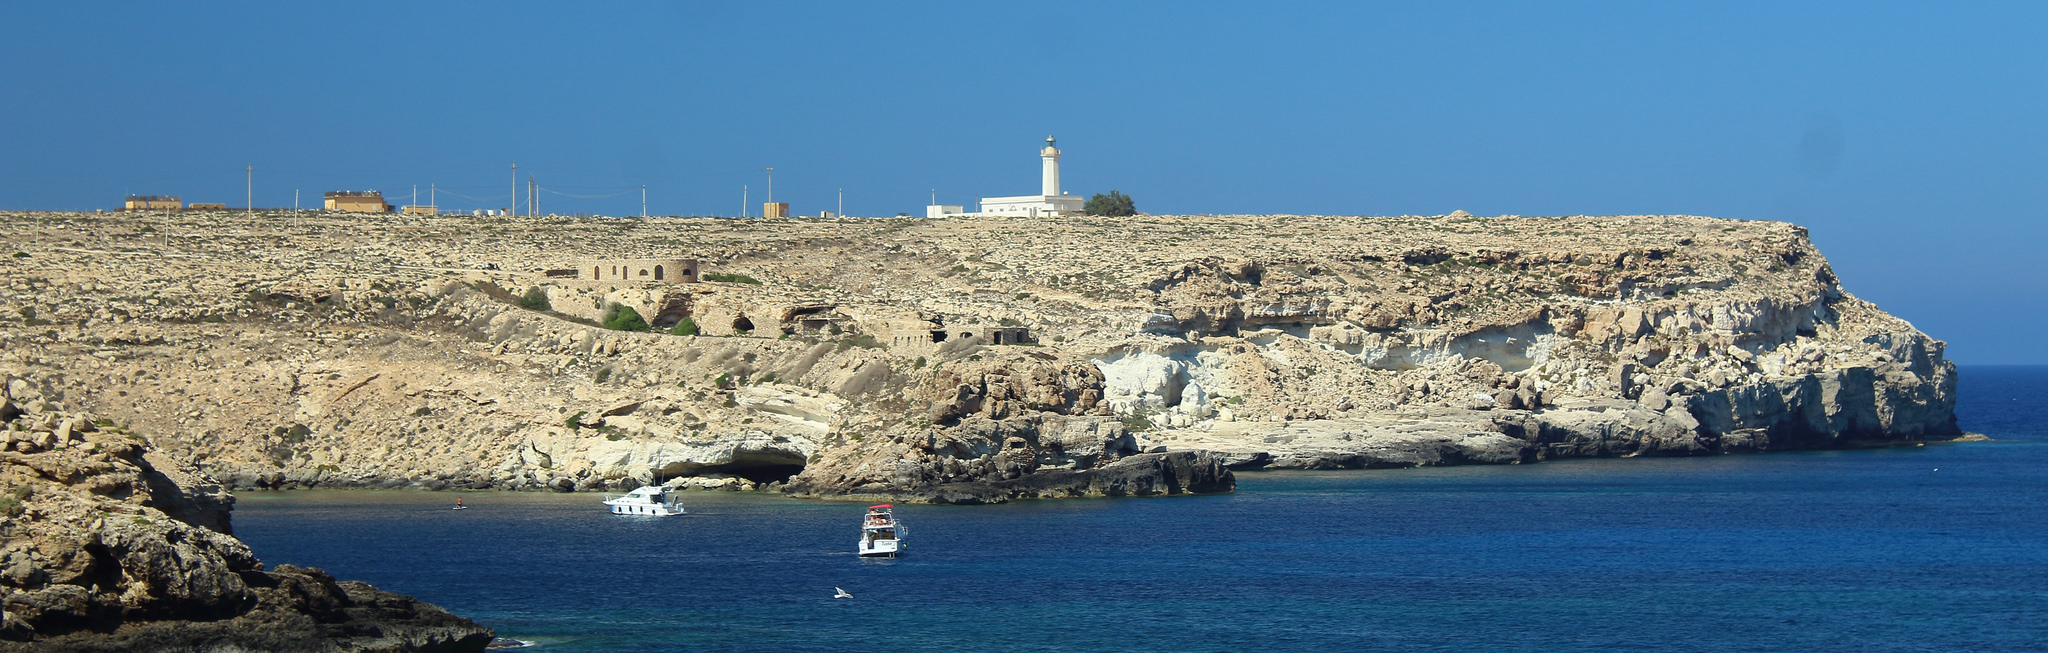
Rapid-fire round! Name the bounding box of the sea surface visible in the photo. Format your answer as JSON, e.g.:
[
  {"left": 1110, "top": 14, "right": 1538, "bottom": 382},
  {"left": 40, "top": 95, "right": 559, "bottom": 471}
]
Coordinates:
[{"left": 236, "top": 366, "right": 2048, "bottom": 652}]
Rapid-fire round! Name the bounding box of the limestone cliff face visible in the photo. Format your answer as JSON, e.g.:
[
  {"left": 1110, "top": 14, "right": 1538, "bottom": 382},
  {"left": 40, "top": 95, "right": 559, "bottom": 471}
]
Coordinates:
[
  {"left": 0, "top": 211, "right": 1958, "bottom": 503},
  {"left": 0, "top": 374, "right": 493, "bottom": 650},
  {"left": 783, "top": 353, "right": 1239, "bottom": 503}
]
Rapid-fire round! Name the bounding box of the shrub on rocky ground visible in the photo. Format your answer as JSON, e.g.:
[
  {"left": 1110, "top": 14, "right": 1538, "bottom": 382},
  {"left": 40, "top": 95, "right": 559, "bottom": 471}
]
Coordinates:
[
  {"left": 703, "top": 272, "right": 760, "bottom": 285},
  {"left": 517, "top": 287, "right": 551, "bottom": 311},
  {"left": 600, "top": 304, "right": 648, "bottom": 331},
  {"left": 669, "top": 316, "right": 698, "bottom": 336}
]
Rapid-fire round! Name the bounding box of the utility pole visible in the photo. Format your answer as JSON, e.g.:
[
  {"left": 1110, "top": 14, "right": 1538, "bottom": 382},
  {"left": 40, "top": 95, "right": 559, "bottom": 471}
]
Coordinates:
[
  {"left": 246, "top": 165, "right": 253, "bottom": 214},
  {"left": 293, "top": 189, "right": 300, "bottom": 224},
  {"left": 765, "top": 167, "right": 774, "bottom": 205},
  {"left": 641, "top": 185, "right": 647, "bottom": 218},
  {"left": 742, "top": 185, "right": 748, "bottom": 218},
  {"left": 412, "top": 185, "right": 418, "bottom": 213},
  {"left": 430, "top": 183, "right": 436, "bottom": 212},
  {"left": 838, "top": 188, "right": 843, "bottom": 218},
  {"left": 510, "top": 163, "right": 517, "bottom": 217}
]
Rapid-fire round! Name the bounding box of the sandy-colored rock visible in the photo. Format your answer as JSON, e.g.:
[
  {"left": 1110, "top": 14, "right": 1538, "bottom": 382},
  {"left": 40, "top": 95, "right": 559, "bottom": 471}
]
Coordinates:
[
  {"left": 0, "top": 384, "right": 493, "bottom": 650},
  {"left": 0, "top": 210, "right": 1959, "bottom": 503}
]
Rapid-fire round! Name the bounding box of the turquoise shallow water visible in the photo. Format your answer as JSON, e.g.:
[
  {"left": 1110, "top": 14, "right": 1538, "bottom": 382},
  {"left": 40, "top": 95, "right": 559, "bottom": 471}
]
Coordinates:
[{"left": 236, "top": 366, "right": 2048, "bottom": 652}]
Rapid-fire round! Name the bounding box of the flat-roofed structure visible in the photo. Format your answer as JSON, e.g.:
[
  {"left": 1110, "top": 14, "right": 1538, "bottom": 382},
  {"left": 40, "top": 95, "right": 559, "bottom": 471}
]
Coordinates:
[
  {"left": 124, "top": 195, "right": 181, "bottom": 211},
  {"left": 975, "top": 136, "right": 1084, "bottom": 218},
  {"left": 324, "top": 191, "right": 390, "bottom": 213}
]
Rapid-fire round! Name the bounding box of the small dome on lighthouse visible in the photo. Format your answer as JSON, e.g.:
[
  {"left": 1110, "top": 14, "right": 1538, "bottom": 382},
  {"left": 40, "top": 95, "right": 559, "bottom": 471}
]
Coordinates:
[{"left": 1042, "top": 135, "right": 1059, "bottom": 155}]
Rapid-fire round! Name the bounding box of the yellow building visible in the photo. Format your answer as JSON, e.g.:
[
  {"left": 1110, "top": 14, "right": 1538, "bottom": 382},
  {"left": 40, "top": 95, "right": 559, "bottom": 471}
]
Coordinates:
[
  {"left": 324, "top": 191, "right": 390, "bottom": 213},
  {"left": 763, "top": 202, "right": 789, "bottom": 218},
  {"left": 124, "top": 195, "right": 181, "bottom": 211}
]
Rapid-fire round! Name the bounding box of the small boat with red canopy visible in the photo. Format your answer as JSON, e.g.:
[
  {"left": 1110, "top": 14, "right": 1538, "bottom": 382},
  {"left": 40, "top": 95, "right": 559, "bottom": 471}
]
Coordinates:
[{"left": 859, "top": 504, "right": 905, "bottom": 558}]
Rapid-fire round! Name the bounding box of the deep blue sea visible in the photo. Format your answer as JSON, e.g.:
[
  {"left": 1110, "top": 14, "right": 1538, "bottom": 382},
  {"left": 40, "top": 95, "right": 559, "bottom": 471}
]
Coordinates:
[{"left": 236, "top": 366, "right": 2048, "bottom": 652}]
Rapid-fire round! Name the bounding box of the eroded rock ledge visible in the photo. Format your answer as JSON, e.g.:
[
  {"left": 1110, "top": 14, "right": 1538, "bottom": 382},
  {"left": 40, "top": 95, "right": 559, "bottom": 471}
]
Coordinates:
[{"left": 0, "top": 387, "right": 492, "bottom": 651}]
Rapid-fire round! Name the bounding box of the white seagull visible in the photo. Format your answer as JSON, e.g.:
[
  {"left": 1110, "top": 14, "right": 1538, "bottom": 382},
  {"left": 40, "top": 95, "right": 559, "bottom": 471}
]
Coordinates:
[{"left": 834, "top": 587, "right": 853, "bottom": 599}]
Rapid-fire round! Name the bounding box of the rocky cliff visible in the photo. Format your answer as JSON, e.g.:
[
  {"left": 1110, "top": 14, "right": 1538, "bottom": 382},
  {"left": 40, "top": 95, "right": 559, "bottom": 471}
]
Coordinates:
[
  {"left": 0, "top": 375, "right": 493, "bottom": 651},
  {"left": 0, "top": 210, "right": 1958, "bottom": 503}
]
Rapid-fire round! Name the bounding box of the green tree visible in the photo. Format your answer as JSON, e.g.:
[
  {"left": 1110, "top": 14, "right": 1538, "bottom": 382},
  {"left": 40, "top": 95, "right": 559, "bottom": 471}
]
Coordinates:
[
  {"left": 517, "top": 286, "right": 551, "bottom": 311},
  {"left": 1085, "top": 190, "right": 1136, "bottom": 217},
  {"left": 601, "top": 303, "right": 650, "bottom": 331}
]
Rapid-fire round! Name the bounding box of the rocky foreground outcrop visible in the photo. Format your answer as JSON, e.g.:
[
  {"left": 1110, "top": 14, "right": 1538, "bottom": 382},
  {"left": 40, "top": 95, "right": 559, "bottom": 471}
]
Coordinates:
[
  {"left": 0, "top": 211, "right": 1960, "bottom": 503},
  {"left": 0, "top": 381, "right": 493, "bottom": 651}
]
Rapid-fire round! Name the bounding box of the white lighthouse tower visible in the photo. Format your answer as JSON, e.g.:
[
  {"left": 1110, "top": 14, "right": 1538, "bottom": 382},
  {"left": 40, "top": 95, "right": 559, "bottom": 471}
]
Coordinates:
[
  {"left": 1041, "top": 135, "right": 1061, "bottom": 197},
  {"left": 976, "top": 135, "right": 1086, "bottom": 218}
]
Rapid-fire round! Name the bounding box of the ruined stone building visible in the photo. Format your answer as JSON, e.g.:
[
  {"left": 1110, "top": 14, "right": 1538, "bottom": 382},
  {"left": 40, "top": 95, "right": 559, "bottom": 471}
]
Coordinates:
[
  {"left": 885, "top": 317, "right": 1033, "bottom": 347},
  {"left": 582, "top": 258, "right": 699, "bottom": 284}
]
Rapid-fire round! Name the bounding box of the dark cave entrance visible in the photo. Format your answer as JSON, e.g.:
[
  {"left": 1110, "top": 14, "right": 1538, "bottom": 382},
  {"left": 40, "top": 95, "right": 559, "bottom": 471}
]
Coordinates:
[
  {"left": 715, "top": 464, "right": 806, "bottom": 484},
  {"left": 676, "top": 448, "right": 808, "bottom": 484}
]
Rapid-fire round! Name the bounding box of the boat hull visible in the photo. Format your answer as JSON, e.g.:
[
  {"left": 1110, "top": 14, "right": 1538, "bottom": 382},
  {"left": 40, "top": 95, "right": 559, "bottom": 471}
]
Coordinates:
[
  {"left": 858, "top": 541, "right": 901, "bottom": 558},
  {"left": 604, "top": 502, "right": 685, "bottom": 516}
]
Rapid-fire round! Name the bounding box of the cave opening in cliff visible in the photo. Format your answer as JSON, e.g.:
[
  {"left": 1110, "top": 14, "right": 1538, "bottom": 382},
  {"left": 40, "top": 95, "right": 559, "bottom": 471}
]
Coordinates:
[
  {"left": 733, "top": 315, "right": 754, "bottom": 332},
  {"left": 684, "top": 448, "right": 808, "bottom": 484},
  {"left": 715, "top": 463, "right": 806, "bottom": 484}
]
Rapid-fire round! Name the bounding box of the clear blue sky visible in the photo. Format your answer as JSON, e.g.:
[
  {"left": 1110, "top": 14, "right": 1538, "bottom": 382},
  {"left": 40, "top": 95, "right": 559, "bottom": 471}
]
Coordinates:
[{"left": 3, "top": 2, "right": 2043, "bottom": 364}]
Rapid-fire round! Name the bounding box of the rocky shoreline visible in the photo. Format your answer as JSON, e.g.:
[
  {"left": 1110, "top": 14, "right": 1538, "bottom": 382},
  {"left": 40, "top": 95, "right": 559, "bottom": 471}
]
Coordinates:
[{"left": 0, "top": 392, "right": 493, "bottom": 652}]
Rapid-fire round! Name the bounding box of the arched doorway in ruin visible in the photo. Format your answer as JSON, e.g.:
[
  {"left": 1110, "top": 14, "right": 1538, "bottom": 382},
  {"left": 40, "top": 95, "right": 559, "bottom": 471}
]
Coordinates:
[{"left": 654, "top": 265, "right": 664, "bottom": 280}]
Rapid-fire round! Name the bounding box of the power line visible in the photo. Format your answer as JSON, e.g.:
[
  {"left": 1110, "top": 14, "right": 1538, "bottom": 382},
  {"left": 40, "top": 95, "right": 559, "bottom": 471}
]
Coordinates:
[
  {"left": 538, "top": 186, "right": 636, "bottom": 200},
  {"left": 432, "top": 188, "right": 511, "bottom": 203}
]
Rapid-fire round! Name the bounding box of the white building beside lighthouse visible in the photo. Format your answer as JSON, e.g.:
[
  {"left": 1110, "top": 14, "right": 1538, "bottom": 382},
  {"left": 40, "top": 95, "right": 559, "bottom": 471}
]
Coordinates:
[{"left": 973, "top": 136, "right": 1086, "bottom": 218}]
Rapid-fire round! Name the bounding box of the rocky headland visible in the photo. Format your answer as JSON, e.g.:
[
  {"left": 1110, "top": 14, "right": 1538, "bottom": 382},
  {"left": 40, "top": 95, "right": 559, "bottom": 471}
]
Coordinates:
[
  {"left": 0, "top": 210, "right": 1959, "bottom": 505},
  {"left": 0, "top": 374, "right": 493, "bottom": 651}
]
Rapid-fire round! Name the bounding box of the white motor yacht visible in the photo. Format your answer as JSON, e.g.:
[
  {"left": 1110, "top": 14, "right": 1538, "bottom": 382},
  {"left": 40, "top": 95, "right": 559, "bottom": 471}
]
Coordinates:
[
  {"left": 859, "top": 504, "right": 905, "bottom": 557},
  {"left": 602, "top": 485, "right": 686, "bottom": 516}
]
